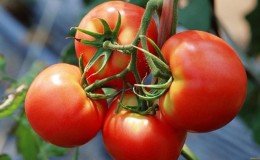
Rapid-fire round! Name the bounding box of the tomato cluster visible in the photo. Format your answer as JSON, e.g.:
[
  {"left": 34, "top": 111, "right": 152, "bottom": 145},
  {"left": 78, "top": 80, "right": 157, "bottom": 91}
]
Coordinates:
[{"left": 24, "top": 1, "right": 247, "bottom": 160}]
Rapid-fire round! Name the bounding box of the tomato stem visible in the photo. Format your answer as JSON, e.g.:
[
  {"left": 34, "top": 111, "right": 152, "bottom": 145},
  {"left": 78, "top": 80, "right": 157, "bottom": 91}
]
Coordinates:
[
  {"left": 132, "top": 0, "right": 159, "bottom": 45},
  {"left": 84, "top": 67, "right": 130, "bottom": 92},
  {"left": 181, "top": 144, "right": 199, "bottom": 160},
  {"left": 103, "top": 41, "right": 132, "bottom": 55},
  {"left": 172, "top": 0, "right": 179, "bottom": 35},
  {"left": 74, "top": 147, "right": 79, "bottom": 160},
  {"left": 76, "top": 0, "right": 173, "bottom": 115}
]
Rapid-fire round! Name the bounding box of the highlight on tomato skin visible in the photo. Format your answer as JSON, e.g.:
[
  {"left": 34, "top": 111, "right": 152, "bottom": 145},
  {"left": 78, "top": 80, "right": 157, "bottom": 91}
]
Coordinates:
[
  {"left": 74, "top": 1, "right": 158, "bottom": 90},
  {"left": 159, "top": 30, "right": 247, "bottom": 133},
  {"left": 24, "top": 63, "right": 108, "bottom": 147},
  {"left": 102, "top": 91, "right": 187, "bottom": 160}
]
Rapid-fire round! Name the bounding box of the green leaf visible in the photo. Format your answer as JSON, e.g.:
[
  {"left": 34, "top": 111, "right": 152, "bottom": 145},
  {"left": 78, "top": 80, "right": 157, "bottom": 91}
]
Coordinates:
[
  {"left": 179, "top": 0, "right": 212, "bottom": 31},
  {"left": 124, "top": 0, "right": 149, "bottom": 8},
  {"left": 14, "top": 115, "right": 67, "bottom": 160},
  {"left": 239, "top": 79, "right": 260, "bottom": 144},
  {"left": 60, "top": 42, "right": 78, "bottom": 65},
  {"left": 0, "top": 85, "right": 27, "bottom": 118},
  {"left": 14, "top": 117, "right": 40, "bottom": 160},
  {"left": 41, "top": 144, "right": 67, "bottom": 157},
  {"left": 0, "top": 54, "right": 6, "bottom": 72},
  {"left": 0, "top": 61, "right": 45, "bottom": 118},
  {"left": 245, "top": 1, "right": 260, "bottom": 57},
  {"left": 0, "top": 154, "right": 11, "bottom": 160}
]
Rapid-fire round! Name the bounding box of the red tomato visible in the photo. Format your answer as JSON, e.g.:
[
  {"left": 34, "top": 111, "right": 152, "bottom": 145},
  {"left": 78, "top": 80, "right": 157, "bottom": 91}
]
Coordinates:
[
  {"left": 75, "top": 1, "right": 158, "bottom": 89},
  {"left": 102, "top": 92, "right": 186, "bottom": 160},
  {"left": 159, "top": 30, "right": 247, "bottom": 132},
  {"left": 25, "top": 63, "right": 107, "bottom": 147}
]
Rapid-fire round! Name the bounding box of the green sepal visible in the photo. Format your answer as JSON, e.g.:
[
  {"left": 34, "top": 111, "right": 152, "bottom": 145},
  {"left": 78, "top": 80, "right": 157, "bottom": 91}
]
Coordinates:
[
  {"left": 72, "top": 11, "right": 122, "bottom": 91},
  {"left": 119, "top": 101, "right": 158, "bottom": 115},
  {"left": 71, "top": 27, "right": 102, "bottom": 39},
  {"left": 84, "top": 48, "right": 112, "bottom": 77},
  {"left": 78, "top": 55, "right": 88, "bottom": 88},
  {"left": 111, "top": 11, "right": 121, "bottom": 38},
  {"left": 98, "top": 18, "right": 112, "bottom": 35},
  {"left": 74, "top": 38, "right": 103, "bottom": 48}
]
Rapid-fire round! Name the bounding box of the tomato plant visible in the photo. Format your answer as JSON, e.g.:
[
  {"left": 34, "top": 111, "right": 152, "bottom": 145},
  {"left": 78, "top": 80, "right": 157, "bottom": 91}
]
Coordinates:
[
  {"left": 25, "top": 63, "right": 107, "bottom": 147},
  {"left": 159, "top": 30, "right": 247, "bottom": 132},
  {"left": 74, "top": 1, "right": 158, "bottom": 89},
  {"left": 1, "top": 0, "right": 250, "bottom": 159},
  {"left": 102, "top": 92, "right": 187, "bottom": 160}
]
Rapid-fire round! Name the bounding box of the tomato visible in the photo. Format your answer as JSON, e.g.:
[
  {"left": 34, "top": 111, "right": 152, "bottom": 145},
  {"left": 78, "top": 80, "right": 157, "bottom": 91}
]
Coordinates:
[
  {"left": 25, "top": 63, "right": 107, "bottom": 147},
  {"left": 102, "top": 92, "right": 186, "bottom": 160},
  {"left": 75, "top": 1, "right": 158, "bottom": 89},
  {"left": 159, "top": 30, "right": 247, "bottom": 132}
]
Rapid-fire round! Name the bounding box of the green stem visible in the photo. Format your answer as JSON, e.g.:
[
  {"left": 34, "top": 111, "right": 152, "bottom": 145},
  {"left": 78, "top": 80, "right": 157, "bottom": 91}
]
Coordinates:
[
  {"left": 181, "top": 144, "right": 199, "bottom": 160},
  {"left": 103, "top": 41, "right": 132, "bottom": 54},
  {"left": 74, "top": 147, "right": 79, "bottom": 160},
  {"left": 172, "top": 0, "right": 179, "bottom": 35},
  {"left": 84, "top": 67, "right": 130, "bottom": 92},
  {"left": 132, "top": 0, "right": 159, "bottom": 46},
  {"left": 132, "top": 44, "right": 171, "bottom": 78}
]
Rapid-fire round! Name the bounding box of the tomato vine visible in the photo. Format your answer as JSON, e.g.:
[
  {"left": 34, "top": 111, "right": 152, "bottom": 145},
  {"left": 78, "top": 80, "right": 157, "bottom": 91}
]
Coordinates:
[{"left": 0, "top": 0, "right": 247, "bottom": 159}]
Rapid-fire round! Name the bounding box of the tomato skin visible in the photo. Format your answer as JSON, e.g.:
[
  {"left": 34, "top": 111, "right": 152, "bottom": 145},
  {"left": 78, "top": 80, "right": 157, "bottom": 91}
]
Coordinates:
[
  {"left": 102, "top": 92, "right": 186, "bottom": 160},
  {"left": 25, "top": 63, "right": 107, "bottom": 147},
  {"left": 159, "top": 30, "right": 247, "bottom": 132},
  {"left": 75, "top": 1, "right": 158, "bottom": 89}
]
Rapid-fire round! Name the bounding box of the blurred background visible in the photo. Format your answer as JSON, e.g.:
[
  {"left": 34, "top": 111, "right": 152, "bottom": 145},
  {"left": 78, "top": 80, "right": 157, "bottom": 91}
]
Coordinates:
[{"left": 1, "top": 0, "right": 260, "bottom": 159}]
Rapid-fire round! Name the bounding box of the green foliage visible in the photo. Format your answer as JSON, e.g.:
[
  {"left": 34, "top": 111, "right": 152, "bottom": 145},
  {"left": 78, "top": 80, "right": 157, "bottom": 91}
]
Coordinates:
[
  {"left": 60, "top": 43, "right": 78, "bottom": 65},
  {"left": 0, "top": 54, "right": 6, "bottom": 72},
  {"left": 0, "top": 61, "right": 45, "bottom": 118},
  {"left": 13, "top": 114, "right": 67, "bottom": 160},
  {"left": 246, "top": 1, "right": 260, "bottom": 57},
  {"left": 124, "top": 0, "right": 149, "bottom": 8},
  {"left": 178, "top": 0, "right": 212, "bottom": 31},
  {"left": 14, "top": 116, "right": 40, "bottom": 160},
  {"left": 0, "top": 85, "right": 27, "bottom": 118},
  {"left": 239, "top": 0, "right": 260, "bottom": 145},
  {"left": 240, "top": 80, "right": 260, "bottom": 144},
  {"left": 0, "top": 154, "right": 11, "bottom": 160}
]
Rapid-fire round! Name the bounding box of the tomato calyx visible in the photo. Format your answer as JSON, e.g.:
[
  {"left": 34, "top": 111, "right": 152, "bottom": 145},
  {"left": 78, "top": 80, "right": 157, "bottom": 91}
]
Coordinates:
[
  {"left": 72, "top": 11, "right": 121, "bottom": 48},
  {"left": 119, "top": 101, "right": 159, "bottom": 115},
  {"left": 71, "top": 0, "right": 173, "bottom": 112},
  {"left": 71, "top": 12, "right": 122, "bottom": 87},
  {"left": 114, "top": 91, "right": 159, "bottom": 115},
  {"left": 102, "top": 36, "right": 174, "bottom": 103}
]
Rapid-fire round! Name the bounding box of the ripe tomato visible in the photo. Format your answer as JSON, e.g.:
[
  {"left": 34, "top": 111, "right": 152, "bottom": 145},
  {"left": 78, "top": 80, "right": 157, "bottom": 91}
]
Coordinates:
[
  {"left": 25, "top": 63, "right": 107, "bottom": 147},
  {"left": 159, "top": 30, "right": 247, "bottom": 132},
  {"left": 102, "top": 92, "right": 186, "bottom": 160},
  {"left": 75, "top": 1, "right": 158, "bottom": 89}
]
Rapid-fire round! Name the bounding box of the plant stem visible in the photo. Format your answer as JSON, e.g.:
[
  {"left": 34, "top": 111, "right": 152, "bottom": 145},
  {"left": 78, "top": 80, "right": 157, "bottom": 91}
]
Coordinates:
[
  {"left": 132, "top": 0, "right": 159, "bottom": 46},
  {"left": 73, "top": 147, "right": 79, "bottom": 160},
  {"left": 103, "top": 41, "right": 132, "bottom": 54},
  {"left": 172, "top": 0, "right": 179, "bottom": 35},
  {"left": 181, "top": 144, "right": 199, "bottom": 160}
]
